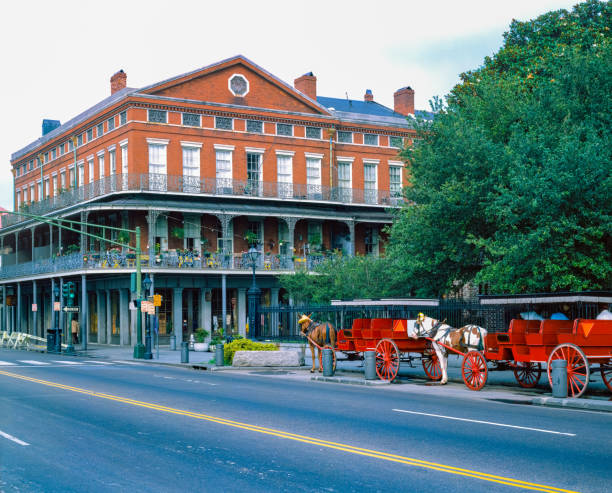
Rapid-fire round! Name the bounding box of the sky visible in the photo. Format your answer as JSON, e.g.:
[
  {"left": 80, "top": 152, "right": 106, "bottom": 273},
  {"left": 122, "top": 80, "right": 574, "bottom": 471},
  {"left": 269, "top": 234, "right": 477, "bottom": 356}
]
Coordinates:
[{"left": 0, "top": 0, "right": 579, "bottom": 212}]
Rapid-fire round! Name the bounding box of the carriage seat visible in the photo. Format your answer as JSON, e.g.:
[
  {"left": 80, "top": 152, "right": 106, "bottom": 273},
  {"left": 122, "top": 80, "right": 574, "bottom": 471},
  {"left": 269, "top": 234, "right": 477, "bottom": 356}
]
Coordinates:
[
  {"left": 570, "top": 319, "right": 612, "bottom": 347},
  {"left": 506, "top": 319, "right": 540, "bottom": 345},
  {"left": 524, "top": 319, "right": 573, "bottom": 346}
]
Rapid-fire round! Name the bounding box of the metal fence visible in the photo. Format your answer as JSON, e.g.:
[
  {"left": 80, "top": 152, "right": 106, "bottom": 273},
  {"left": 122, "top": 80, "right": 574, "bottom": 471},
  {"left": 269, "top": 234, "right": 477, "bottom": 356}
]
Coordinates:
[{"left": 255, "top": 293, "right": 611, "bottom": 342}]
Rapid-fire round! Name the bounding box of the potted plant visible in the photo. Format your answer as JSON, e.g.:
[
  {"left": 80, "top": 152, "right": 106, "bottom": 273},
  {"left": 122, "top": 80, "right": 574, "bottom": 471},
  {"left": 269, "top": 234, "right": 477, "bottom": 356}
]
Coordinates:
[
  {"left": 117, "top": 230, "right": 130, "bottom": 246},
  {"left": 244, "top": 231, "right": 259, "bottom": 246},
  {"left": 193, "top": 328, "right": 210, "bottom": 351},
  {"left": 171, "top": 227, "right": 184, "bottom": 240}
]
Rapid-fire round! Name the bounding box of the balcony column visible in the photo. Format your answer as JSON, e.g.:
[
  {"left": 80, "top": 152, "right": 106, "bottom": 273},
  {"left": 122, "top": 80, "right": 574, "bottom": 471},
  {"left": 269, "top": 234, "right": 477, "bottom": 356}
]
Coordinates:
[
  {"left": 221, "top": 274, "right": 227, "bottom": 333},
  {"left": 57, "top": 218, "right": 62, "bottom": 255},
  {"left": 1, "top": 285, "right": 5, "bottom": 331},
  {"left": 15, "top": 232, "right": 19, "bottom": 264},
  {"left": 281, "top": 217, "right": 298, "bottom": 261},
  {"left": 147, "top": 209, "right": 160, "bottom": 267},
  {"left": 237, "top": 287, "right": 246, "bottom": 337},
  {"left": 270, "top": 287, "right": 280, "bottom": 337},
  {"left": 31, "top": 227, "right": 35, "bottom": 262},
  {"left": 32, "top": 280, "right": 37, "bottom": 336},
  {"left": 199, "top": 288, "right": 211, "bottom": 335},
  {"left": 186, "top": 289, "right": 194, "bottom": 336},
  {"left": 105, "top": 289, "right": 112, "bottom": 344},
  {"left": 16, "top": 282, "right": 21, "bottom": 333},
  {"left": 80, "top": 211, "right": 89, "bottom": 255},
  {"left": 97, "top": 289, "right": 106, "bottom": 344},
  {"left": 172, "top": 287, "right": 184, "bottom": 344},
  {"left": 80, "top": 274, "right": 87, "bottom": 350},
  {"left": 49, "top": 223, "right": 54, "bottom": 257},
  {"left": 346, "top": 220, "right": 355, "bottom": 257},
  {"left": 58, "top": 278, "right": 64, "bottom": 343},
  {"left": 119, "top": 288, "right": 129, "bottom": 346},
  {"left": 218, "top": 214, "right": 235, "bottom": 257}
]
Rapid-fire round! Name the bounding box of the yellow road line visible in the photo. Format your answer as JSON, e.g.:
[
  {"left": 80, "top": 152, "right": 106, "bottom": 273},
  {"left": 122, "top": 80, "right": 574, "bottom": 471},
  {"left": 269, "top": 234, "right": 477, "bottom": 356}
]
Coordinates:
[{"left": 0, "top": 369, "right": 579, "bottom": 493}]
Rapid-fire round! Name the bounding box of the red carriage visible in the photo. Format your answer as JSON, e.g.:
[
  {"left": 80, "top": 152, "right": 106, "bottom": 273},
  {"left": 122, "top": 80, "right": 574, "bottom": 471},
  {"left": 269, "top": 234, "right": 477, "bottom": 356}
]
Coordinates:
[{"left": 331, "top": 294, "right": 612, "bottom": 397}]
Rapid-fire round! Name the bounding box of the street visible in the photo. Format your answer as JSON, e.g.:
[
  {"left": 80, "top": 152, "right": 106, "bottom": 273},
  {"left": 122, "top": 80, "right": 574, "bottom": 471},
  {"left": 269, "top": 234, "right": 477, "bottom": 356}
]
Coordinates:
[{"left": 0, "top": 349, "right": 610, "bottom": 493}]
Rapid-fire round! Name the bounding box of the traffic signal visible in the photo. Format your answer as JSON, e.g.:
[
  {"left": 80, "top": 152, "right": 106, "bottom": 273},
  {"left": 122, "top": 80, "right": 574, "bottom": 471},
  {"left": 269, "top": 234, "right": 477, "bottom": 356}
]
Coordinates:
[
  {"left": 68, "top": 282, "right": 76, "bottom": 299},
  {"left": 62, "top": 283, "right": 70, "bottom": 298}
]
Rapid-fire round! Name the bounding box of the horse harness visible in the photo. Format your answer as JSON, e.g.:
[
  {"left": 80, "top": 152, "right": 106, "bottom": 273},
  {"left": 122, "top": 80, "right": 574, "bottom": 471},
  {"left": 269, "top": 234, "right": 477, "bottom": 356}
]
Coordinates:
[{"left": 303, "top": 320, "right": 332, "bottom": 345}]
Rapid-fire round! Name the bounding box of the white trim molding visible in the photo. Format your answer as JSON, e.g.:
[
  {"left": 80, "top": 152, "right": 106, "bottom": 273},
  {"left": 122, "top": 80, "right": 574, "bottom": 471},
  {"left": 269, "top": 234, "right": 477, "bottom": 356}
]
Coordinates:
[
  {"left": 107, "top": 144, "right": 117, "bottom": 152},
  {"left": 388, "top": 160, "right": 404, "bottom": 167},
  {"left": 245, "top": 147, "right": 265, "bottom": 154},
  {"left": 96, "top": 150, "right": 105, "bottom": 157},
  {"left": 336, "top": 156, "right": 355, "bottom": 163},
  {"left": 180, "top": 141, "right": 203, "bottom": 149},
  {"left": 119, "top": 139, "right": 128, "bottom": 147},
  {"left": 305, "top": 152, "right": 324, "bottom": 159},
  {"left": 146, "top": 138, "right": 170, "bottom": 145},
  {"left": 214, "top": 144, "right": 235, "bottom": 151},
  {"left": 275, "top": 150, "right": 295, "bottom": 156},
  {"left": 228, "top": 73, "right": 250, "bottom": 97},
  {"left": 363, "top": 158, "right": 380, "bottom": 165}
]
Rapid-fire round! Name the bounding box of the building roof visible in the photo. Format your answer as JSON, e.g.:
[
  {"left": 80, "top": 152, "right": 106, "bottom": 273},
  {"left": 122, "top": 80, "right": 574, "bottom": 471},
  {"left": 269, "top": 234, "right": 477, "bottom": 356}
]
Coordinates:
[
  {"left": 12, "top": 86, "right": 136, "bottom": 161},
  {"left": 317, "top": 96, "right": 434, "bottom": 125}
]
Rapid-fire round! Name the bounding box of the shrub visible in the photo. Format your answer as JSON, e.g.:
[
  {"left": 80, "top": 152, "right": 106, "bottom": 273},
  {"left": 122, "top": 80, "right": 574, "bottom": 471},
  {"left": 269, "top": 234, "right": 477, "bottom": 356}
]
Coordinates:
[
  {"left": 223, "top": 338, "right": 278, "bottom": 364},
  {"left": 194, "top": 328, "right": 209, "bottom": 343}
]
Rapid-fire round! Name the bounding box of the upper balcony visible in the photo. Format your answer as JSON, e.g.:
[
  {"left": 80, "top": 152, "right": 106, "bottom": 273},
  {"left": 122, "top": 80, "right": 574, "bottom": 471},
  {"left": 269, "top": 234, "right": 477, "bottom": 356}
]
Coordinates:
[{"left": 7, "top": 173, "right": 402, "bottom": 228}]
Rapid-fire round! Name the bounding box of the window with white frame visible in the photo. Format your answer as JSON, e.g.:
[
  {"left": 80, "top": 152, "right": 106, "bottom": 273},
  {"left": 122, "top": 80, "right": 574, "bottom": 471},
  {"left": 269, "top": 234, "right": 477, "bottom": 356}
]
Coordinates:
[
  {"left": 218, "top": 220, "right": 233, "bottom": 254},
  {"left": 120, "top": 140, "right": 128, "bottom": 190},
  {"left": 69, "top": 168, "right": 75, "bottom": 188},
  {"left": 22, "top": 189, "right": 27, "bottom": 204},
  {"left": 88, "top": 158, "right": 94, "bottom": 183},
  {"left": 182, "top": 113, "right": 200, "bottom": 127},
  {"left": 37, "top": 182, "right": 42, "bottom": 201},
  {"left": 246, "top": 120, "right": 262, "bottom": 133},
  {"left": 147, "top": 139, "right": 168, "bottom": 191},
  {"left": 307, "top": 221, "right": 323, "bottom": 251},
  {"left": 109, "top": 148, "right": 116, "bottom": 191},
  {"left": 87, "top": 128, "right": 93, "bottom": 141},
  {"left": 16, "top": 190, "right": 21, "bottom": 209},
  {"left": 60, "top": 171, "right": 66, "bottom": 191},
  {"left": 278, "top": 222, "right": 289, "bottom": 255},
  {"left": 51, "top": 148, "right": 56, "bottom": 160},
  {"left": 78, "top": 162, "right": 84, "bottom": 187},
  {"left": 390, "top": 136, "right": 403, "bottom": 148},
  {"left": 29, "top": 184, "right": 35, "bottom": 202},
  {"left": 276, "top": 123, "right": 292, "bottom": 136},
  {"left": 337, "top": 159, "right": 353, "bottom": 202},
  {"left": 338, "top": 131, "right": 352, "bottom": 143},
  {"left": 215, "top": 117, "right": 232, "bottom": 130},
  {"left": 52, "top": 176, "right": 57, "bottom": 196},
  {"left": 389, "top": 163, "right": 402, "bottom": 199},
  {"left": 306, "top": 127, "right": 321, "bottom": 139},
  {"left": 108, "top": 117, "right": 115, "bottom": 131},
  {"left": 120, "top": 111, "right": 127, "bottom": 125},
  {"left": 306, "top": 154, "right": 322, "bottom": 199},
  {"left": 44, "top": 178, "right": 50, "bottom": 199},
  {"left": 276, "top": 151, "right": 293, "bottom": 198},
  {"left": 364, "top": 134, "right": 378, "bottom": 146},
  {"left": 98, "top": 152, "right": 105, "bottom": 180},
  {"left": 97, "top": 122, "right": 104, "bottom": 137},
  {"left": 148, "top": 110, "right": 167, "bottom": 123},
  {"left": 364, "top": 226, "right": 379, "bottom": 256},
  {"left": 215, "top": 145, "right": 233, "bottom": 193},
  {"left": 246, "top": 151, "right": 263, "bottom": 196},
  {"left": 182, "top": 142, "right": 201, "bottom": 192},
  {"left": 363, "top": 161, "right": 378, "bottom": 204}
]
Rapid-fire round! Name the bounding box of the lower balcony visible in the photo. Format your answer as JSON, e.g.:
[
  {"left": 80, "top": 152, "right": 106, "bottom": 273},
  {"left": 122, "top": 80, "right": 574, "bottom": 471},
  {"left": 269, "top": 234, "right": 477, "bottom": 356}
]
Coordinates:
[{"left": 0, "top": 249, "right": 330, "bottom": 280}]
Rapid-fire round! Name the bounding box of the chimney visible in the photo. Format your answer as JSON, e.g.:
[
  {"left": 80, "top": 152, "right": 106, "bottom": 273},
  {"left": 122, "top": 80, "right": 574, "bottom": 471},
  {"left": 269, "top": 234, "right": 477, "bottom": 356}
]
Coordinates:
[
  {"left": 394, "top": 86, "right": 415, "bottom": 116},
  {"left": 294, "top": 72, "right": 317, "bottom": 100},
  {"left": 364, "top": 89, "right": 373, "bottom": 102},
  {"left": 110, "top": 69, "right": 127, "bottom": 95},
  {"left": 42, "top": 119, "right": 61, "bottom": 136}
]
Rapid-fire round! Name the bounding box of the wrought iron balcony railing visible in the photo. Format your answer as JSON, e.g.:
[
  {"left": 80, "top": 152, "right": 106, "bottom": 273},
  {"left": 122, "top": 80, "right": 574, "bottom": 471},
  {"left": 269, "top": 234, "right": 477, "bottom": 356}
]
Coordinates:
[
  {"left": 7, "top": 173, "right": 401, "bottom": 227},
  {"left": 0, "top": 249, "right": 329, "bottom": 280}
]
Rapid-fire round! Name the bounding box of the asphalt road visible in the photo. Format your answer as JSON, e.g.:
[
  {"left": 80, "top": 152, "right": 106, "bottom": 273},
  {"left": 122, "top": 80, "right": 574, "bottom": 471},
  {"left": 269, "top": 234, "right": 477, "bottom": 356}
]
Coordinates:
[{"left": 0, "top": 349, "right": 610, "bottom": 493}]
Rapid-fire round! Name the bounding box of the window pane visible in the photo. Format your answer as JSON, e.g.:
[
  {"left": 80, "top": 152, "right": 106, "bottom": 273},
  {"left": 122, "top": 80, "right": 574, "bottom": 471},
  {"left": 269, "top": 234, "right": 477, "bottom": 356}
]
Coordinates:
[
  {"left": 182, "top": 113, "right": 200, "bottom": 127},
  {"left": 364, "top": 134, "right": 378, "bottom": 146},
  {"left": 276, "top": 123, "right": 292, "bottom": 136},
  {"left": 338, "top": 131, "right": 352, "bottom": 143},
  {"left": 97, "top": 123, "right": 104, "bottom": 136},
  {"left": 306, "top": 127, "right": 321, "bottom": 139},
  {"left": 390, "top": 136, "right": 403, "bottom": 148},
  {"left": 246, "top": 120, "right": 263, "bottom": 133},
  {"left": 149, "top": 110, "right": 167, "bottom": 123},
  {"left": 120, "top": 111, "right": 127, "bottom": 125},
  {"left": 216, "top": 117, "right": 232, "bottom": 130},
  {"left": 108, "top": 117, "right": 115, "bottom": 131}
]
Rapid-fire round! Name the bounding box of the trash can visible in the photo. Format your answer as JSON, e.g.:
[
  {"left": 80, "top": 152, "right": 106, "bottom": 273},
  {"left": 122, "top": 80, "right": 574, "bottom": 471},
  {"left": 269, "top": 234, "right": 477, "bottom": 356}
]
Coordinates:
[
  {"left": 322, "top": 348, "right": 334, "bottom": 377},
  {"left": 47, "top": 329, "right": 57, "bottom": 353},
  {"left": 364, "top": 351, "right": 377, "bottom": 380},
  {"left": 551, "top": 359, "right": 568, "bottom": 398},
  {"left": 181, "top": 341, "right": 189, "bottom": 364},
  {"left": 215, "top": 343, "right": 224, "bottom": 366},
  {"left": 170, "top": 335, "right": 176, "bottom": 351}
]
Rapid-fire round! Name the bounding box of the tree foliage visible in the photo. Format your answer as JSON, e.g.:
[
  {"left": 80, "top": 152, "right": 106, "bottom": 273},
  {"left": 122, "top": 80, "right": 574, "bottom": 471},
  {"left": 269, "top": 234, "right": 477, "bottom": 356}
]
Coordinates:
[{"left": 387, "top": 0, "right": 612, "bottom": 296}]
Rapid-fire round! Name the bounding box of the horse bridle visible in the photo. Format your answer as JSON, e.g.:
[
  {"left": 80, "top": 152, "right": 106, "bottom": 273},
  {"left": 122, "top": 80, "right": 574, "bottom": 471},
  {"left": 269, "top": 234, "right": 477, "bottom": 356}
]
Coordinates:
[{"left": 414, "top": 318, "right": 445, "bottom": 338}]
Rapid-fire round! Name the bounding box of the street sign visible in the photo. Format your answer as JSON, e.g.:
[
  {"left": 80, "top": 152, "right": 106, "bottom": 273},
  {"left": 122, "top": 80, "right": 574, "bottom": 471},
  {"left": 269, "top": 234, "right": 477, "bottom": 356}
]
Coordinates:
[
  {"left": 63, "top": 306, "right": 80, "bottom": 313},
  {"left": 153, "top": 294, "right": 162, "bottom": 307},
  {"left": 147, "top": 304, "right": 155, "bottom": 315},
  {"left": 54, "top": 301, "right": 61, "bottom": 311},
  {"left": 32, "top": 303, "right": 37, "bottom": 312},
  {"left": 141, "top": 301, "right": 151, "bottom": 313}
]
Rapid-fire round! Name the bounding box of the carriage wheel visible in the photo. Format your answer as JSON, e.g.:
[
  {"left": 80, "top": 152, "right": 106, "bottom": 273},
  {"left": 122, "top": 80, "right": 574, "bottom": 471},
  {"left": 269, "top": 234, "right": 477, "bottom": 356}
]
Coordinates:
[
  {"left": 375, "top": 339, "right": 400, "bottom": 382},
  {"left": 462, "top": 351, "right": 488, "bottom": 391},
  {"left": 512, "top": 362, "right": 542, "bottom": 388},
  {"left": 422, "top": 342, "right": 442, "bottom": 381},
  {"left": 317, "top": 345, "right": 337, "bottom": 372},
  {"left": 547, "top": 343, "right": 590, "bottom": 398},
  {"left": 599, "top": 360, "right": 612, "bottom": 393}
]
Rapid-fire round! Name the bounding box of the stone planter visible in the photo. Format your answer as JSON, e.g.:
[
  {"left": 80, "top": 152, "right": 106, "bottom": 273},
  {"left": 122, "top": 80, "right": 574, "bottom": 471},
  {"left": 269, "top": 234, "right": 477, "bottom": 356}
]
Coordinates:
[{"left": 193, "top": 342, "right": 209, "bottom": 352}]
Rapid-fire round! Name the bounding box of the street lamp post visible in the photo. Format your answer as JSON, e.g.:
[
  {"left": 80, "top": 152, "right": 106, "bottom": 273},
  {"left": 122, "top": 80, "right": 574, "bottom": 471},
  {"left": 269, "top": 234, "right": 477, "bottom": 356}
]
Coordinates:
[
  {"left": 143, "top": 275, "right": 152, "bottom": 360},
  {"left": 247, "top": 245, "right": 261, "bottom": 339},
  {"left": 53, "top": 285, "right": 60, "bottom": 353}
]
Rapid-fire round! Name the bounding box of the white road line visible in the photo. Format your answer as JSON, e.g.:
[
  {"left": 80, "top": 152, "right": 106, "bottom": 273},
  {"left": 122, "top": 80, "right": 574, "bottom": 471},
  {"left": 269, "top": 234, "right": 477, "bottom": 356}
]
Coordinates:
[
  {"left": 82, "top": 360, "right": 114, "bottom": 365},
  {"left": 392, "top": 409, "right": 576, "bottom": 436},
  {"left": 51, "top": 360, "right": 84, "bottom": 365},
  {"left": 18, "top": 360, "right": 51, "bottom": 365},
  {"left": 0, "top": 361, "right": 16, "bottom": 365},
  {"left": 0, "top": 430, "right": 29, "bottom": 446},
  {"left": 112, "top": 360, "right": 143, "bottom": 365}
]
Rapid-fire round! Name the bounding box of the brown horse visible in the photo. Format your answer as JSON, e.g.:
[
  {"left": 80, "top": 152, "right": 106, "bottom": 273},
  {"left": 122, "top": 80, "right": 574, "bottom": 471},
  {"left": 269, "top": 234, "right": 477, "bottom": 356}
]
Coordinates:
[{"left": 298, "top": 314, "right": 337, "bottom": 373}]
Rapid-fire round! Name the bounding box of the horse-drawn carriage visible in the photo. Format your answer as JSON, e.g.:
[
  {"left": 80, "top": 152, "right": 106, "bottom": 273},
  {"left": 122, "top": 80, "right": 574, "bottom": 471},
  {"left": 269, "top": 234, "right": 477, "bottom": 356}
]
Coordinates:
[{"left": 302, "top": 293, "right": 612, "bottom": 398}]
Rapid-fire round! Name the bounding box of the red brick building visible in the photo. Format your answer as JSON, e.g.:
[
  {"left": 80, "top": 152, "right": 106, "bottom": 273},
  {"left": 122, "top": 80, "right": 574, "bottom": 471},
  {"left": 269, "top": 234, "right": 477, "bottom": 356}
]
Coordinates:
[{"left": 1, "top": 55, "right": 418, "bottom": 347}]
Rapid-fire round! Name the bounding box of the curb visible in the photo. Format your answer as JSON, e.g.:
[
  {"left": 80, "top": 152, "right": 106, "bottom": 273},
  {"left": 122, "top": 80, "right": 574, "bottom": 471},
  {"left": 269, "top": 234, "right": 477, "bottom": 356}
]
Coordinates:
[
  {"left": 311, "top": 375, "right": 390, "bottom": 386},
  {"left": 531, "top": 396, "right": 612, "bottom": 413}
]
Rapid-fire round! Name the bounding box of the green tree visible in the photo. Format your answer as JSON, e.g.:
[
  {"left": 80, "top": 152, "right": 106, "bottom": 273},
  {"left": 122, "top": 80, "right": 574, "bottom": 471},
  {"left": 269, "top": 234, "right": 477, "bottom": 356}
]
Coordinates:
[{"left": 387, "top": 0, "right": 611, "bottom": 296}]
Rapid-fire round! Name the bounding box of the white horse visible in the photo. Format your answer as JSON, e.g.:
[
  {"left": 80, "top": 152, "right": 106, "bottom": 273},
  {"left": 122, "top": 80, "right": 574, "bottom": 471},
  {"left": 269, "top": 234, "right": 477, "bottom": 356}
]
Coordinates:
[{"left": 408, "top": 313, "right": 487, "bottom": 385}]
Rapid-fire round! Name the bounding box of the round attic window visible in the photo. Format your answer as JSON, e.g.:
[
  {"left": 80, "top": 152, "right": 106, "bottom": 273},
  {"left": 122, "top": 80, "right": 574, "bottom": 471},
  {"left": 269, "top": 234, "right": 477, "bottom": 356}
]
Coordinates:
[{"left": 229, "top": 74, "right": 249, "bottom": 97}]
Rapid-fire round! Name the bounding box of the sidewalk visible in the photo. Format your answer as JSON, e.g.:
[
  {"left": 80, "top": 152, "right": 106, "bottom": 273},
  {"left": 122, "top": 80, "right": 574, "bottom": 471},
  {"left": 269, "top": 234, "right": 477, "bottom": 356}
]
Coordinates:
[{"left": 71, "top": 344, "right": 612, "bottom": 413}]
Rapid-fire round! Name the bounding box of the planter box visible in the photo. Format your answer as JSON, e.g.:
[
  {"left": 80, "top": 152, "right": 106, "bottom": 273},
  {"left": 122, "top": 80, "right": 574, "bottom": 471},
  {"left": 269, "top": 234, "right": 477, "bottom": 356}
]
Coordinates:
[
  {"left": 232, "top": 350, "right": 300, "bottom": 367},
  {"left": 193, "top": 342, "right": 209, "bottom": 352}
]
